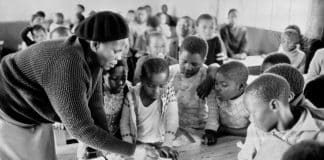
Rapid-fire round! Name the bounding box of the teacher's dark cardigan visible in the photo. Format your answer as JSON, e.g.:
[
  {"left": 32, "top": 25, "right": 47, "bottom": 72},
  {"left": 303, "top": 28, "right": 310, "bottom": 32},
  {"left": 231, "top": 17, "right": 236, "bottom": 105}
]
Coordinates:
[{"left": 0, "top": 35, "right": 135, "bottom": 155}]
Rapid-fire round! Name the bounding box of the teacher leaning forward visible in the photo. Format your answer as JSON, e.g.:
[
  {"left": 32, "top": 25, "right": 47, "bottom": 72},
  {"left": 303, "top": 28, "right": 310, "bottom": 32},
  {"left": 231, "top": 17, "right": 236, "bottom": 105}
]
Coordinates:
[{"left": 0, "top": 11, "right": 158, "bottom": 160}]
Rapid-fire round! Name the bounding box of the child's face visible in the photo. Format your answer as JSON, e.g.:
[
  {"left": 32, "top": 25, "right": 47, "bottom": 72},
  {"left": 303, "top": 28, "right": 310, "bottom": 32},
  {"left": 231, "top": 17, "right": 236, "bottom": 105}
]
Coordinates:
[
  {"left": 179, "top": 50, "right": 204, "bottom": 78},
  {"left": 215, "top": 72, "right": 242, "bottom": 101},
  {"left": 228, "top": 11, "right": 238, "bottom": 25},
  {"left": 54, "top": 15, "right": 63, "bottom": 24},
  {"left": 244, "top": 92, "right": 288, "bottom": 132},
  {"left": 104, "top": 66, "right": 127, "bottom": 94},
  {"left": 126, "top": 12, "right": 135, "bottom": 22},
  {"left": 197, "top": 19, "right": 214, "bottom": 39},
  {"left": 176, "top": 18, "right": 193, "bottom": 37},
  {"left": 32, "top": 16, "right": 44, "bottom": 25},
  {"left": 281, "top": 35, "right": 297, "bottom": 52},
  {"left": 142, "top": 72, "right": 169, "bottom": 100},
  {"left": 32, "top": 30, "right": 47, "bottom": 43},
  {"left": 137, "top": 10, "right": 148, "bottom": 23},
  {"left": 149, "top": 36, "right": 167, "bottom": 58}
]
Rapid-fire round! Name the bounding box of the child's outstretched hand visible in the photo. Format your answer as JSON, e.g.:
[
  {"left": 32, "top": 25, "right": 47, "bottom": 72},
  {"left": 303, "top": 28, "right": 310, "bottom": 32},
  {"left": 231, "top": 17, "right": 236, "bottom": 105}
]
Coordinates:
[
  {"left": 202, "top": 129, "right": 218, "bottom": 146},
  {"left": 157, "top": 146, "right": 179, "bottom": 160}
]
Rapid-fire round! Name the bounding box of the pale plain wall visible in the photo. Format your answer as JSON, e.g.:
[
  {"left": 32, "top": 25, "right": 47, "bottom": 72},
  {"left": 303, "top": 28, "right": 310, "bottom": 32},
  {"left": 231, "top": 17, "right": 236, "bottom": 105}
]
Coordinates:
[{"left": 0, "top": 0, "right": 159, "bottom": 22}]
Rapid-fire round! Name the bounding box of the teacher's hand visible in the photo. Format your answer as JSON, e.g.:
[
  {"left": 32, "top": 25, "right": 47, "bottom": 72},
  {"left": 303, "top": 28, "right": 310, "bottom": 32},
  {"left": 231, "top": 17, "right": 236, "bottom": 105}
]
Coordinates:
[{"left": 133, "top": 144, "right": 159, "bottom": 160}]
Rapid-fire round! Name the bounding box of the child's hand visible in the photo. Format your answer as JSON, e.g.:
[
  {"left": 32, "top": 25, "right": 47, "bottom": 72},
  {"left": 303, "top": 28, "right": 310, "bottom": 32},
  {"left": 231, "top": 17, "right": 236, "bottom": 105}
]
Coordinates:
[
  {"left": 157, "top": 146, "right": 179, "bottom": 160},
  {"left": 202, "top": 129, "right": 218, "bottom": 146}
]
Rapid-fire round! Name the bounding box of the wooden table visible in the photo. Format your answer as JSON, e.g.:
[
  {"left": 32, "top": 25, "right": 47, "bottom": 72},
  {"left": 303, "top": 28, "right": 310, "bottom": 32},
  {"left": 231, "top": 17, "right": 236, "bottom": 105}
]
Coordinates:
[{"left": 177, "top": 136, "right": 245, "bottom": 160}]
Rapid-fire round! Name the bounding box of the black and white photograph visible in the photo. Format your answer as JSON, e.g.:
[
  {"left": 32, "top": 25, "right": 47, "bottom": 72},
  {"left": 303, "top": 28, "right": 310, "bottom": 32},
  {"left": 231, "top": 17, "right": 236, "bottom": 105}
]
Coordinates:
[{"left": 0, "top": 0, "right": 324, "bottom": 159}]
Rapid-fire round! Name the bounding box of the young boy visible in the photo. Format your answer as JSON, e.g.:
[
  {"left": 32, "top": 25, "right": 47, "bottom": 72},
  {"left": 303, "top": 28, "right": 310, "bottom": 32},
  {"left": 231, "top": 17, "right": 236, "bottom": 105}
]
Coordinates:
[
  {"left": 169, "top": 35, "right": 208, "bottom": 131},
  {"left": 238, "top": 74, "right": 324, "bottom": 160},
  {"left": 220, "top": 9, "right": 248, "bottom": 59},
  {"left": 49, "top": 12, "right": 66, "bottom": 32},
  {"left": 203, "top": 61, "right": 250, "bottom": 145},
  {"left": 196, "top": 14, "right": 226, "bottom": 65},
  {"left": 120, "top": 58, "right": 179, "bottom": 159},
  {"left": 261, "top": 53, "right": 291, "bottom": 73},
  {"left": 280, "top": 29, "right": 306, "bottom": 73},
  {"left": 49, "top": 26, "right": 71, "bottom": 40},
  {"left": 21, "top": 24, "right": 47, "bottom": 47},
  {"left": 133, "top": 31, "right": 178, "bottom": 84}
]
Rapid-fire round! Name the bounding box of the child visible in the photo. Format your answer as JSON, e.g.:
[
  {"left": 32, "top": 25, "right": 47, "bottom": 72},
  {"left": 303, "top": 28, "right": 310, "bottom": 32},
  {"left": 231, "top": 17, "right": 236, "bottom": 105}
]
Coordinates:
[
  {"left": 304, "top": 75, "right": 324, "bottom": 108},
  {"left": 132, "top": 7, "right": 149, "bottom": 49},
  {"left": 49, "top": 12, "right": 65, "bottom": 32},
  {"left": 261, "top": 53, "right": 291, "bottom": 72},
  {"left": 169, "top": 16, "right": 195, "bottom": 60},
  {"left": 49, "top": 26, "right": 71, "bottom": 40},
  {"left": 77, "top": 61, "right": 129, "bottom": 159},
  {"left": 196, "top": 14, "right": 227, "bottom": 65},
  {"left": 133, "top": 31, "right": 178, "bottom": 84},
  {"left": 120, "top": 58, "right": 179, "bottom": 159},
  {"left": 21, "top": 24, "right": 47, "bottom": 47},
  {"left": 20, "top": 13, "right": 46, "bottom": 46},
  {"left": 220, "top": 9, "right": 248, "bottom": 59},
  {"left": 280, "top": 29, "right": 306, "bottom": 73},
  {"left": 134, "top": 15, "right": 162, "bottom": 53},
  {"left": 238, "top": 74, "right": 324, "bottom": 160},
  {"left": 282, "top": 141, "right": 324, "bottom": 160},
  {"left": 70, "top": 13, "right": 85, "bottom": 33},
  {"left": 305, "top": 48, "right": 324, "bottom": 82},
  {"left": 76, "top": 4, "right": 85, "bottom": 14},
  {"left": 169, "top": 35, "right": 208, "bottom": 130},
  {"left": 203, "top": 61, "right": 250, "bottom": 145},
  {"left": 265, "top": 64, "right": 305, "bottom": 107}
]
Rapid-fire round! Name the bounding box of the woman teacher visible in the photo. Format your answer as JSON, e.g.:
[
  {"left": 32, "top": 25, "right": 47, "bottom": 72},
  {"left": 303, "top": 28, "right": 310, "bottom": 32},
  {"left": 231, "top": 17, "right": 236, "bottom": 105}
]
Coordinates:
[{"left": 0, "top": 11, "right": 158, "bottom": 160}]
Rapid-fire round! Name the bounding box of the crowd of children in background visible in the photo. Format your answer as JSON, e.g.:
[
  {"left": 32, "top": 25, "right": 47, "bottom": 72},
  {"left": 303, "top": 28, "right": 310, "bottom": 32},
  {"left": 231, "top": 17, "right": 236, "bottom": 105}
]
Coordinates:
[{"left": 19, "top": 3, "right": 324, "bottom": 160}]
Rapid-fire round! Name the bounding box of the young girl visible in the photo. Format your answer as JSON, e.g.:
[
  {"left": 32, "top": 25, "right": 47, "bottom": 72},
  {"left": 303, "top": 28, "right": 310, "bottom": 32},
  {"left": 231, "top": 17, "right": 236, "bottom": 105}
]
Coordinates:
[
  {"left": 120, "top": 57, "right": 179, "bottom": 159},
  {"left": 78, "top": 61, "right": 130, "bottom": 159}
]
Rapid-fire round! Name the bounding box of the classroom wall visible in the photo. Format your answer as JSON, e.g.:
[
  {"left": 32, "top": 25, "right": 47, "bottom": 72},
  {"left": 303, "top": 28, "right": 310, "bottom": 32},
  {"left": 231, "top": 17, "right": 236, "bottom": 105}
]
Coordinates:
[{"left": 0, "top": 0, "right": 158, "bottom": 22}]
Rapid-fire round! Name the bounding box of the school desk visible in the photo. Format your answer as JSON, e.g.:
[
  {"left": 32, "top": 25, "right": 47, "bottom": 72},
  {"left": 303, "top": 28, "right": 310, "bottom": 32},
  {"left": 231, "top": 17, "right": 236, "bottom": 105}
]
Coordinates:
[
  {"left": 177, "top": 136, "right": 245, "bottom": 160},
  {"left": 226, "top": 55, "right": 264, "bottom": 75}
]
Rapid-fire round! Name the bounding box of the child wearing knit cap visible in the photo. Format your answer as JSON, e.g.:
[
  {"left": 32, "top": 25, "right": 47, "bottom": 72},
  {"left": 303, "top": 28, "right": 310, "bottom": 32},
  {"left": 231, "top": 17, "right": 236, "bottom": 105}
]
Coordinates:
[
  {"left": 203, "top": 61, "right": 250, "bottom": 145},
  {"left": 120, "top": 58, "right": 179, "bottom": 159}
]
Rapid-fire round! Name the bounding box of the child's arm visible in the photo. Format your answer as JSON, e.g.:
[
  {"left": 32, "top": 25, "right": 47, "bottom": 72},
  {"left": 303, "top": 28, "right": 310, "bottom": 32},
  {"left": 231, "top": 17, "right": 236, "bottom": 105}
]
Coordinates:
[
  {"left": 297, "top": 53, "right": 306, "bottom": 73},
  {"left": 237, "top": 124, "right": 259, "bottom": 160},
  {"left": 220, "top": 27, "right": 235, "bottom": 58},
  {"left": 219, "top": 125, "right": 248, "bottom": 137},
  {"left": 133, "top": 56, "right": 147, "bottom": 85},
  {"left": 120, "top": 93, "right": 134, "bottom": 143},
  {"left": 239, "top": 28, "right": 248, "bottom": 54},
  {"left": 217, "top": 35, "right": 228, "bottom": 61},
  {"left": 20, "top": 26, "right": 35, "bottom": 46},
  {"left": 197, "top": 64, "right": 219, "bottom": 99},
  {"left": 163, "top": 85, "right": 179, "bottom": 147}
]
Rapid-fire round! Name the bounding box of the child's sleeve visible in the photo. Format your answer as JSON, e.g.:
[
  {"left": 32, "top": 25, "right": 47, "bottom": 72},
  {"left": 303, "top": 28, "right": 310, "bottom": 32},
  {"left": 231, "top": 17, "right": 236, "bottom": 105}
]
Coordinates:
[
  {"left": 120, "top": 93, "right": 134, "bottom": 143},
  {"left": 237, "top": 123, "right": 258, "bottom": 160},
  {"left": 163, "top": 85, "right": 179, "bottom": 147},
  {"left": 306, "top": 49, "right": 324, "bottom": 81},
  {"left": 297, "top": 52, "right": 306, "bottom": 73},
  {"left": 205, "top": 89, "right": 220, "bottom": 132}
]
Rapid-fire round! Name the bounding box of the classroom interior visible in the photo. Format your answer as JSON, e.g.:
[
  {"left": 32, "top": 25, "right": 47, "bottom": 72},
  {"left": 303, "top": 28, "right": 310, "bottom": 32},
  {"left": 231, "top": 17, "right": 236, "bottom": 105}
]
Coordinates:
[{"left": 0, "top": 0, "right": 324, "bottom": 160}]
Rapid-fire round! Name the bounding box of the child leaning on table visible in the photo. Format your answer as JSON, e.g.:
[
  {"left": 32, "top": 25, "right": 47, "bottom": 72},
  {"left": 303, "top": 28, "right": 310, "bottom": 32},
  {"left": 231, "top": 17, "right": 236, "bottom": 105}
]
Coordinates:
[
  {"left": 120, "top": 57, "right": 179, "bottom": 159},
  {"left": 202, "top": 61, "right": 250, "bottom": 145}
]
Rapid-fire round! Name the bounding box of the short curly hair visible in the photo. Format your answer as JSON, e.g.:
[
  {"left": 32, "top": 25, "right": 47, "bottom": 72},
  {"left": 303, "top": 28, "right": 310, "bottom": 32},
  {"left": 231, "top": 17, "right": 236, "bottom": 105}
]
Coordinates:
[
  {"left": 265, "top": 64, "right": 304, "bottom": 97},
  {"left": 217, "top": 61, "right": 249, "bottom": 84},
  {"left": 180, "top": 35, "right": 208, "bottom": 60},
  {"left": 140, "top": 57, "right": 169, "bottom": 81},
  {"left": 245, "top": 73, "right": 290, "bottom": 104}
]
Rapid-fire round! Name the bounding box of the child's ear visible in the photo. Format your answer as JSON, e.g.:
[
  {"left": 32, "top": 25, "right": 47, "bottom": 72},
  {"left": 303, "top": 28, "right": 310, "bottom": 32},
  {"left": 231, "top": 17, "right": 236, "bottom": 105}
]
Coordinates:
[
  {"left": 269, "top": 99, "right": 279, "bottom": 111},
  {"left": 90, "top": 41, "right": 99, "bottom": 52},
  {"left": 288, "top": 91, "right": 295, "bottom": 103},
  {"left": 239, "top": 83, "right": 246, "bottom": 92}
]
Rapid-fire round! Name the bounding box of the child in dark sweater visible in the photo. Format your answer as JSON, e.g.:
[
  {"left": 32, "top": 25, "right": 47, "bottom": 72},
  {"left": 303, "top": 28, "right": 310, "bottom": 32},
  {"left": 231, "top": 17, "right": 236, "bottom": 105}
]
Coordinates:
[{"left": 196, "top": 14, "right": 226, "bottom": 65}]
